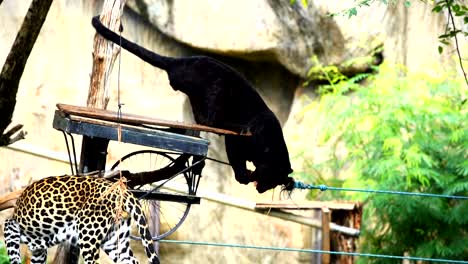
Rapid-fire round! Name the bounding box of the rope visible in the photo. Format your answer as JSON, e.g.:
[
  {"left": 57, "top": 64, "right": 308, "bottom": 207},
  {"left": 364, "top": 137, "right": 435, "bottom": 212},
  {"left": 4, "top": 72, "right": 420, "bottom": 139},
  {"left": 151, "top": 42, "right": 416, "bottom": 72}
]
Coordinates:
[
  {"left": 293, "top": 181, "right": 468, "bottom": 200},
  {"left": 114, "top": 16, "right": 126, "bottom": 258},
  {"left": 195, "top": 157, "right": 468, "bottom": 200},
  {"left": 160, "top": 240, "right": 468, "bottom": 263}
]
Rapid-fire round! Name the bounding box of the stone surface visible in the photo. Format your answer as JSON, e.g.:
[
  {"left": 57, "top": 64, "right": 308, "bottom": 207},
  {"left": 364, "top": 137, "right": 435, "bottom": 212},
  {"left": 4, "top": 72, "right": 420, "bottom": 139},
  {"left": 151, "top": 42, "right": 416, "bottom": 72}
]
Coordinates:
[
  {"left": 126, "top": 0, "right": 384, "bottom": 77},
  {"left": 127, "top": 0, "right": 466, "bottom": 79}
]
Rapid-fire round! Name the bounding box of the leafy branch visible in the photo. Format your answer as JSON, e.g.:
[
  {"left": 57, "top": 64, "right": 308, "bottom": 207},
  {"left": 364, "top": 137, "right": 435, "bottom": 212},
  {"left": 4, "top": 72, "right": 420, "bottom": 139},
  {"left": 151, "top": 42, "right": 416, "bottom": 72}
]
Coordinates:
[
  {"left": 329, "top": 0, "right": 468, "bottom": 87},
  {"left": 329, "top": 0, "right": 411, "bottom": 18},
  {"left": 436, "top": 0, "right": 468, "bottom": 86}
]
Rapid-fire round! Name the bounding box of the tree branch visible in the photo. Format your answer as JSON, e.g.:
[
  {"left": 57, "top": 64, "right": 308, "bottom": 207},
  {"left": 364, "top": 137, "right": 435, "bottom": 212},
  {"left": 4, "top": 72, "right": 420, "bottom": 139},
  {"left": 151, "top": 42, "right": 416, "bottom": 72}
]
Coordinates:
[
  {"left": 0, "top": 124, "right": 27, "bottom": 146},
  {"left": 446, "top": 0, "right": 468, "bottom": 87},
  {"left": 0, "top": 0, "right": 53, "bottom": 146}
]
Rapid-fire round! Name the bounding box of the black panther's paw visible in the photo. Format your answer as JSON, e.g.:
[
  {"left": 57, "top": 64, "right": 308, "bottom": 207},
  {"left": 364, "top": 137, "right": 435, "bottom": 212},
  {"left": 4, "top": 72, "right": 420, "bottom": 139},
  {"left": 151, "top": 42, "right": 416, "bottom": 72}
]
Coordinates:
[
  {"left": 235, "top": 170, "right": 254, "bottom": 184},
  {"left": 255, "top": 180, "right": 278, "bottom": 193}
]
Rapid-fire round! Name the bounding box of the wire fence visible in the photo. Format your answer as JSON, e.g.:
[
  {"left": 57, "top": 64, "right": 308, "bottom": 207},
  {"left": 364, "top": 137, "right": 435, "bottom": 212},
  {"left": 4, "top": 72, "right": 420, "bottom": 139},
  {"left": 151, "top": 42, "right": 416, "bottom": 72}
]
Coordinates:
[
  {"left": 160, "top": 240, "right": 468, "bottom": 263},
  {"left": 158, "top": 180, "right": 468, "bottom": 263}
]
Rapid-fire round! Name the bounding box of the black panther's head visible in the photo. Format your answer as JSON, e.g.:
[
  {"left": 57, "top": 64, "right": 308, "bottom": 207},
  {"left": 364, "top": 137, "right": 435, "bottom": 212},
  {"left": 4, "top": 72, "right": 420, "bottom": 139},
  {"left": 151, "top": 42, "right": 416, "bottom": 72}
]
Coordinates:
[{"left": 256, "top": 176, "right": 295, "bottom": 194}]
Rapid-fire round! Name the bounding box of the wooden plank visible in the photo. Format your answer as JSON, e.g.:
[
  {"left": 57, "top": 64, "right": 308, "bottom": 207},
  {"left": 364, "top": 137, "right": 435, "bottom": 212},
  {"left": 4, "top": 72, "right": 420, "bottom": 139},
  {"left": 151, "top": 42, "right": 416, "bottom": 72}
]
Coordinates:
[
  {"left": 57, "top": 103, "right": 250, "bottom": 136},
  {"left": 68, "top": 115, "right": 200, "bottom": 137},
  {"left": 53, "top": 111, "right": 209, "bottom": 156},
  {"left": 256, "top": 201, "right": 359, "bottom": 211}
]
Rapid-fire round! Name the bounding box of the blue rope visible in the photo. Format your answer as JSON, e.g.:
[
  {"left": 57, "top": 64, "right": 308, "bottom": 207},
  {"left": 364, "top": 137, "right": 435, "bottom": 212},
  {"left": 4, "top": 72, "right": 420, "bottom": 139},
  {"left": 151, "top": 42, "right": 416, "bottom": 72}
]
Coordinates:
[
  {"left": 160, "top": 240, "right": 468, "bottom": 263},
  {"left": 293, "top": 181, "right": 468, "bottom": 200}
]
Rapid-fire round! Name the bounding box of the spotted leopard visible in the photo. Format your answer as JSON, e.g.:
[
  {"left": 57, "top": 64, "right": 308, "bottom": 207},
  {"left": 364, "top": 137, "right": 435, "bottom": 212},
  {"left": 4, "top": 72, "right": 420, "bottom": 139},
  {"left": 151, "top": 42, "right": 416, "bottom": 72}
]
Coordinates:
[{"left": 3, "top": 175, "right": 160, "bottom": 264}]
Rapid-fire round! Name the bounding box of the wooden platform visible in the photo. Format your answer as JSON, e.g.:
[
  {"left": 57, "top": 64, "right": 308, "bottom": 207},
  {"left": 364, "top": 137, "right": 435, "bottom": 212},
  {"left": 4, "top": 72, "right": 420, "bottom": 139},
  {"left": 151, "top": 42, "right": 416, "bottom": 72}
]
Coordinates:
[
  {"left": 57, "top": 104, "right": 248, "bottom": 136},
  {"left": 53, "top": 105, "right": 211, "bottom": 156}
]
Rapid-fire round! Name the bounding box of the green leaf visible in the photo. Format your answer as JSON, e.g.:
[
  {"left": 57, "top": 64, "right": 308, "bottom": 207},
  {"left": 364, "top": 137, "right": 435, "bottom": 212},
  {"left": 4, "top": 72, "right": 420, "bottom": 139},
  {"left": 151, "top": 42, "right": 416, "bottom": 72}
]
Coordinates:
[
  {"left": 439, "top": 39, "right": 450, "bottom": 45},
  {"left": 348, "top": 7, "right": 358, "bottom": 18},
  {"left": 404, "top": 0, "right": 411, "bottom": 7},
  {"left": 438, "top": 46, "right": 443, "bottom": 54},
  {"left": 432, "top": 5, "right": 443, "bottom": 12}
]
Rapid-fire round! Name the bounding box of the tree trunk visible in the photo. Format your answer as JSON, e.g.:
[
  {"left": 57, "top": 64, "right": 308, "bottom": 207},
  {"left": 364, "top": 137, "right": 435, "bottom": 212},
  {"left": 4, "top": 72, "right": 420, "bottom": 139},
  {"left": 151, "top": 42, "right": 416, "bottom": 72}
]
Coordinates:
[{"left": 53, "top": 0, "right": 127, "bottom": 263}]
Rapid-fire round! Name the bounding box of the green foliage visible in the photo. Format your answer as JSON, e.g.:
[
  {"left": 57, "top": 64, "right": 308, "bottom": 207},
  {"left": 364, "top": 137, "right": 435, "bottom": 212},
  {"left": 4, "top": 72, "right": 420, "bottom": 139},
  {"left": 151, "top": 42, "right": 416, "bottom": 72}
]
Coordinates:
[
  {"left": 305, "top": 56, "right": 373, "bottom": 93},
  {"left": 0, "top": 243, "right": 11, "bottom": 264},
  {"left": 301, "top": 63, "right": 468, "bottom": 262}
]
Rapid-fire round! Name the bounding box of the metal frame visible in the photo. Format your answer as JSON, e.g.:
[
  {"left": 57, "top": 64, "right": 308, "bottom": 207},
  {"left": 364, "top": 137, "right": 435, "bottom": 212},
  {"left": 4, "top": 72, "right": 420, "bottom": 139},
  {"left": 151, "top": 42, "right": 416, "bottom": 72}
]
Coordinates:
[{"left": 53, "top": 111, "right": 209, "bottom": 194}]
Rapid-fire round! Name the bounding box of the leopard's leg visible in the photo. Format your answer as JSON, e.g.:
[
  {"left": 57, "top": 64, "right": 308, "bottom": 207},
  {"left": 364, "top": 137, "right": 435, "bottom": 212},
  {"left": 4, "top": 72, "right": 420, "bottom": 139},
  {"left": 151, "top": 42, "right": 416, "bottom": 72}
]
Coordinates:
[
  {"left": 4, "top": 218, "right": 22, "bottom": 264},
  {"left": 101, "top": 218, "right": 138, "bottom": 264},
  {"left": 78, "top": 214, "right": 111, "bottom": 264},
  {"left": 79, "top": 225, "right": 104, "bottom": 264},
  {"left": 30, "top": 249, "right": 47, "bottom": 264}
]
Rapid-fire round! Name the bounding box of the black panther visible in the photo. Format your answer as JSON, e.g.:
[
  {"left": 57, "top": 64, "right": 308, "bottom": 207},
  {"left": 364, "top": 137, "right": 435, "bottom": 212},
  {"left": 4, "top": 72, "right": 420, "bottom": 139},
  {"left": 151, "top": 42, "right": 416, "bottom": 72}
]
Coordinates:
[{"left": 92, "top": 16, "right": 294, "bottom": 193}]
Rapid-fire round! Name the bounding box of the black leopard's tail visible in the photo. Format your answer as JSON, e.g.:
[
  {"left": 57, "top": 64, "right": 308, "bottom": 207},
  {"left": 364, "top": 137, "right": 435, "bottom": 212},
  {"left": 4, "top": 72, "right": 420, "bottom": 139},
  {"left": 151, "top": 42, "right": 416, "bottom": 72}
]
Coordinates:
[{"left": 92, "top": 15, "right": 173, "bottom": 70}]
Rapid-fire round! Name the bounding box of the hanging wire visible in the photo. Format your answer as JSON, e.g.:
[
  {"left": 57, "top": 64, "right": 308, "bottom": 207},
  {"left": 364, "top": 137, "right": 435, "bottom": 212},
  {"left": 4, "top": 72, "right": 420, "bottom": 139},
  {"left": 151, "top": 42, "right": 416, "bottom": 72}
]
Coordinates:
[
  {"left": 117, "top": 18, "right": 123, "bottom": 114},
  {"left": 113, "top": 15, "right": 126, "bottom": 258},
  {"left": 116, "top": 18, "right": 124, "bottom": 182}
]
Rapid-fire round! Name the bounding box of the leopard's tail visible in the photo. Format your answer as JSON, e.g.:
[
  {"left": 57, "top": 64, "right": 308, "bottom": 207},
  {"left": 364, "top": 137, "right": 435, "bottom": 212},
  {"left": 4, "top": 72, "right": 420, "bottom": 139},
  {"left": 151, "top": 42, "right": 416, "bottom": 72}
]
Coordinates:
[
  {"left": 128, "top": 196, "right": 160, "bottom": 264},
  {"left": 4, "top": 218, "right": 22, "bottom": 264}
]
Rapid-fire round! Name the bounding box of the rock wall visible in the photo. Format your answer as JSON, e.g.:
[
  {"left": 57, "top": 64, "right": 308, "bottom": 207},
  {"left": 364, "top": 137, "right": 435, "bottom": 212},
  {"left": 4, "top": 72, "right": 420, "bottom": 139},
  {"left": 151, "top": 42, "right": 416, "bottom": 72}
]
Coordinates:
[
  {"left": 127, "top": 0, "right": 466, "bottom": 77},
  {"left": 126, "top": 0, "right": 383, "bottom": 77}
]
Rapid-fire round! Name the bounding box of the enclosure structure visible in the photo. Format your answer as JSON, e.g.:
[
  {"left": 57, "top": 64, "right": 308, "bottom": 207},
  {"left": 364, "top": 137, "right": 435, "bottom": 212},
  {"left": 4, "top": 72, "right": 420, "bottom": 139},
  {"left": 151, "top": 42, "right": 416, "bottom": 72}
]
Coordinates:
[{"left": 256, "top": 201, "right": 362, "bottom": 264}]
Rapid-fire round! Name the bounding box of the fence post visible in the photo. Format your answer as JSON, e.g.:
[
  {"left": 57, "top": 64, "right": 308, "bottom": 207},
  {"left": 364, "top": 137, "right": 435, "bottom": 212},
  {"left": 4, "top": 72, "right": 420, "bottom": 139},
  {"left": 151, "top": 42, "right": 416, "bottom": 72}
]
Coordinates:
[{"left": 321, "top": 207, "right": 331, "bottom": 264}]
